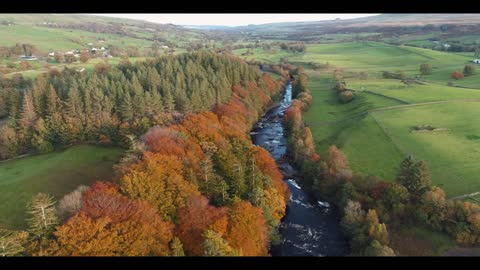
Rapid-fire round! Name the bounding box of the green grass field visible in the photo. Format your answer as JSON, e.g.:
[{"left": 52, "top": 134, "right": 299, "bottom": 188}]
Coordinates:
[
  {"left": 301, "top": 68, "right": 480, "bottom": 196},
  {"left": 0, "top": 25, "right": 153, "bottom": 52},
  {"left": 348, "top": 79, "right": 480, "bottom": 103},
  {"left": 298, "top": 44, "right": 480, "bottom": 197},
  {"left": 235, "top": 42, "right": 480, "bottom": 87},
  {"left": 3, "top": 56, "right": 150, "bottom": 79},
  {"left": 0, "top": 145, "right": 123, "bottom": 229},
  {"left": 242, "top": 42, "right": 480, "bottom": 197},
  {"left": 371, "top": 102, "right": 480, "bottom": 197},
  {"left": 303, "top": 70, "right": 404, "bottom": 180}
]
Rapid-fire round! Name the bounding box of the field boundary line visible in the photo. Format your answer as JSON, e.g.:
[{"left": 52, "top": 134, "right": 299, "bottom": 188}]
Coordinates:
[
  {"left": 450, "top": 191, "right": 480, "bottom": 201},
  {"left": 398, "top": 46, "right": 437, "bottom": 60},
  {"left": 361, "top": 90, "right": 410, "bottom": 104},
  {"left": 368, "top": 99, "right": 480, "bottom": 113},
  {"left": 368, "top": 112, "right": 406, "bottom": 157}
]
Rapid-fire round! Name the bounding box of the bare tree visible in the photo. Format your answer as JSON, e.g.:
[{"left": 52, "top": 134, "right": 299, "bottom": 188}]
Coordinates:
[{"left": 57, "top": 185, "right": 90, "bottom": 220}]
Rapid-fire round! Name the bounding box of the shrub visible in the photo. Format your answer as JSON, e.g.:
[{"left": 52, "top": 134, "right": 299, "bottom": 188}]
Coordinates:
[
  {"left": 339, "top": 90, "right": 354, "bottom": 103},
  {"left": 464, "top": 65, "right": 475, "bottom": 76},
  {"left": 420, "top": 64, "right": 432, "bottom": 75}
]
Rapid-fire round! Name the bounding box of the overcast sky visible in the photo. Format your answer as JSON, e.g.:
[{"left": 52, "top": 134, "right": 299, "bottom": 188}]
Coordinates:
[{"left": 93, "top": 14, "right": 379, "bottom": 27}]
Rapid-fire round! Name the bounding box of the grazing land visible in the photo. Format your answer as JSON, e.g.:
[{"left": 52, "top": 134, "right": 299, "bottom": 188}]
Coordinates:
[
  {"left": 238, "top": 41, "right": 480, "bottom": 197},
  {"left": 0, "top": 145, "right": 123, "bottom": 229}
]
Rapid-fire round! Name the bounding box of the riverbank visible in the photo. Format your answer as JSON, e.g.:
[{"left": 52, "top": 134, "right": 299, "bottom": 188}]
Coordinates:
[{"left": 252, "top": 81, "right": 348, "bottom": 256}]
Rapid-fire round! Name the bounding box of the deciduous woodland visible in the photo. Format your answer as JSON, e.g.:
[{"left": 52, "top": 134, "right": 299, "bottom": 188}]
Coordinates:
[
  {"left": 0, "top": 52, "right": 290, "bottom": 256},
  {"left": 284, "top": 67, "right": 480, "bottom": 256}
]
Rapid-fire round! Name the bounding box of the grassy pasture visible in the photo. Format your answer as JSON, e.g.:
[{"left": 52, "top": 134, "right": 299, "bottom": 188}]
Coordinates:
[{"left": 0, "top": 145, "right": 123, "bottom": 229}]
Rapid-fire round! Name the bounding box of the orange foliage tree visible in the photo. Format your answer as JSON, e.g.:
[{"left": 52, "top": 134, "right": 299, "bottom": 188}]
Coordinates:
[
  {"left": 176, "top": 195, "right": 228, "bottom": 256},
  {"left": 119, "top": 152, "right": 201, "bottom": 222},
  {"left": 224, "top": 201, "right": 269, "bottom": 256},
  {"left": 50, "top": 182, "right": 174, "bottom": 256}
]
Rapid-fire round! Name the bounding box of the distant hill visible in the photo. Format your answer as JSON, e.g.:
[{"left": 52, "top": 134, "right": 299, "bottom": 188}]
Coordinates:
[
  {"left": 219, "top": 14, "right": 480, "bottom": 42},
  {"left": 0, "top": 14, "right": 208, "bottom": 52}
]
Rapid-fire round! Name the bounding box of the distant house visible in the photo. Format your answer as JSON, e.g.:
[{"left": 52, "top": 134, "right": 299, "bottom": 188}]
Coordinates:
[
  {"left": 87, "top": 43, "right": 94, "bottom": 46},
  {"left": 443, "top": 44, "right": 451, "bottom": 49},
  {"left": 91, "top": 48, "right": 98, "bottom": 53},
  {"left": 65, "top": 51, "right": 74, "bottom": 55},
  {"left": 100, "top": 47, "right": 106, "bottom": 50},
  {"left": 473, "top": 59, "right": 480, "bottom": 64},
  {"left": 48, "top": 52, "right": 55, "bottom": 57},
  {"left": 160, "top": 45, "right": 169, "bottom": 49}
]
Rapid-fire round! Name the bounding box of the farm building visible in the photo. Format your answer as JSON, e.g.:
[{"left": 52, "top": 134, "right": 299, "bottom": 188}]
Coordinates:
[
  {"left": 161, "top": 45, "right": 169, "bottom": 49},
  {"left": 48, "top": 52, "right": 55, "bottom": 57},
  {"left": 473, "top": 59, "right": 480, "bottom": 64}
]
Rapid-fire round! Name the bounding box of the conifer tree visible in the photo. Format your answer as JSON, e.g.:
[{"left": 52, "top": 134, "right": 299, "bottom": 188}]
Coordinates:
[{"left": 26, "top": 193, "right": 59, "bottom": 238}]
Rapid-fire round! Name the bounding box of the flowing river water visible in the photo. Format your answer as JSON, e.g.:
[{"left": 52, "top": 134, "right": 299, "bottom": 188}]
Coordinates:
[{"left": 251, "top": 82, "right": 349, "bottom": 256}]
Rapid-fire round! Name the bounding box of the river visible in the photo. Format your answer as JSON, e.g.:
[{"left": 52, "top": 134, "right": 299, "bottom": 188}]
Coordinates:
[{"left": 251, "top": 82, "right": 349, "bottom": 256}]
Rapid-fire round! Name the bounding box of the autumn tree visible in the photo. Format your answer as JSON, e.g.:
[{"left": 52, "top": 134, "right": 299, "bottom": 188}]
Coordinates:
[
  {"left": 0, "top": 125, "right": 18, "bottom": 159},
  {"left": 451, "top": 70, "right": 464, "bottom": 80},
  {"left": 120, "top": 152, "right": 200, "bottom": 222},
  {"left": 80, "top": 50, "right": 90, "bottom": 63},
  {"left": 176, "top": 195, "right": 228, "bottom": 256},
  {"left": 416, "top": 186, "right": 447, "bottom": 230},
  {"left": 224, "top": 201, "right": 268, "bottom": 256},
  {"left": 203, "top": 230, "right": 241, "bottom": 256},
  {"left": 366, "top": 209, "right": 389, "bottom": 246},
  {"left": 54, "top": 53, "right": 64, "bottom": 63},
  {"left": 51, "top": 182, "right": 174, "bottom": 256},
  {"left": 324, "top": 145, "right": 352, "bottom": 184}
]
